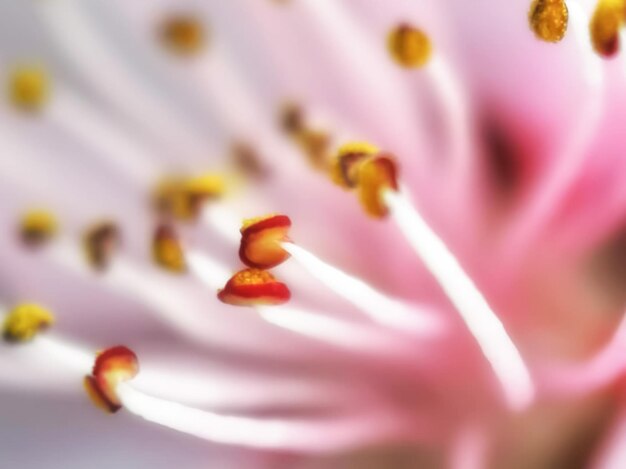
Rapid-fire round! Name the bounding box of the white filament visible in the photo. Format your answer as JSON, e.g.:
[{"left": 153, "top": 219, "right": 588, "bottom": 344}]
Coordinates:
[
  {"left": 117, "top": 382, "right": 408, "bottom": 453},
  {"left": 385, "top": 189, "right": 534, "bottom": 411},
  {"left": 281, "top": 242, "right": 444, "bottom": 336}
]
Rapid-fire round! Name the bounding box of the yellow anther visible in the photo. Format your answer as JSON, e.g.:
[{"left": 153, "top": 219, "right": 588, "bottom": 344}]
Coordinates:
[
  {"left": 153, "top": 224, "right": 186, "bottom": 273},
  {"left": 3, "top": 303, "right": 55, "bottom": 343},
  {"left": 357, "top": 154, "right": 399, "bottom": 218},
  {"left": 154, "top": 173, "right": 225, "bottom": 221},
  {"left": 19, "top": 209, "right": 57, "bottom": 247},
  {"left": 330, "top": 142, "right": 379, "bottom": 189},
  {"left": 589, "top": 0, "right": 625, "bottom": 57},
  {"left": 529, "top": 0, "right": 569, "bottom": 43},
  {"left": 159, "top": 14, "right": 206, "bottom": 56},
  {"left": 9, "top": 65, "right": 50, "bottom": 111},
  {"left": 387, "top": 24, "right": 432, "bottom": 68}
]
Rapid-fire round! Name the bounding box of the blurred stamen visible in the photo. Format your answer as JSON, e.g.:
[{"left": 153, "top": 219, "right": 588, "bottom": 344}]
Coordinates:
[{"left": 384, "top": 189, "right": 534, "bottom": 411}]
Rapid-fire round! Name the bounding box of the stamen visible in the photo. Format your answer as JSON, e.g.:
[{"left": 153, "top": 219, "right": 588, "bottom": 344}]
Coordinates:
[
  {"left": 8, "top": 65, "right": 50, "bottom": 112},
  {"left": 280, "top": 102, "right": 305, "bottom": 136},
  {"left": 84, "top": 345, "right": 139, "bottom": 413},
  {"left": 83, "top": 221, "right": 121, "bottom": 272},
  {"left": 329, "top": 141, "right": 378, "bottom": 189},
  {"left": 280, "top": 242, "right": 444, "bottom": 335},
  {"left": 153, "top": 223, "right": 187, "bottom": 273},
  {"left": 158, "top": 14, "right": 206, "bottom": 56},
  {"left": 116, "top": 383, "right": 410, "bottom": 453},
  {"left": 356, "top": 153, "right": 399, "bottom": 218},
  {"left": 217, "top": 268, "right": 291, "bottom": 306},
  {"left": 387, "top": 24, "right": 433, "bottom": 68},
  {"left": 384, "top": 189, "right": 534, "bottom": 411},
  {"left": 19, "top": 209, "right": 58, "bottom": 247},
  {"left": 528, "top": 0, "right": 569, "bottom": 43},
  {"left": 153, "top": 173, "right": 225, "bottom": 222},
  {"left": 589, "top": 0, "right": 625, "bottom": 57},
  {"left": 231, "top": 141, "right": 269, "bottom": 180},
  {"left": 239, "top": 214, "right": 291, "bottom": 269},
  {"left": 2, "top": 303, "right": 55, "bottom": 343}
]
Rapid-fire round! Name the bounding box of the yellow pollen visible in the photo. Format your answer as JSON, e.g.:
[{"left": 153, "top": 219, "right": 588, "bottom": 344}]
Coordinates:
[
  {"left": 589, "top": 0, "right": 625, "bottom": 57},
  {"left": 234, "top": 268, "right": 276, "bottom": 285},
  {"left": 19, "top": 209, "right": 58, "bottom": 246},
  {"left": 529, "top": 0, "right": 569, "bottom": 43},
  {"left": 153, "top": 226, "right": 186, "bottom": 273},
  {"left": 387, "top": 24, "right": 433, "bottom": 68},
  {"left": 3, "top": 303, "right": 55, "bottom": 343},
  {"left": 241, "top": 214, "right": 277, "bottom": 231},
  {"left": 159, "top": 14, "right": 206, "bottom": 56},
  {"left": 9, "top": 65, "right": 50, "bottom": 111},
  {"left": 154, "top": 173, "right": 225, "bottom": 221},
  {"left": 330, "top": 141, "right": 379, "bottom": 189}
]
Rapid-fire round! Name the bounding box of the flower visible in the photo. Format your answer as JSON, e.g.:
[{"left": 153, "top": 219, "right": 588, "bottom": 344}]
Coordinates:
[{"left": 1, "top": 0, "right": 626, "bottom": 467}]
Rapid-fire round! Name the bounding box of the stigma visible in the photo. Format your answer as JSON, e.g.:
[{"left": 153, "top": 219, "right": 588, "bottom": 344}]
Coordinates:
[
  {"left": 9, "top": 65, "right": 50, "bottom": 111},
  {"left": 217, "top": 268, "right": 291, "bottom": 306},
  {"left": 387, "top": 24, "right": 433, "bottom": 68},
  {"left": 589, "top": 0, "right": 625, "bottom": 57},
  {"left": 153, "top": 223, "right": 187, "bottom": 273},
  {"left": 83, "top": 221, "right": 121, "bottom": 271},
  {"left": 529, "top": 0, "right": 569, "bottom": 43},
  {"left": 19, "top": 209, "right": 58, "bottom": 247},
  {"left": 84, "top": 345, "right": 139, "bottom": 413},
  {"left": 153, "top": 173, "right": 225, "bottom": 222},
  {"left": 239, "top": 214, "right": 291, "bottom": 269},
  {"left": 158, "top": 14, "right": 206, "bottom": 56},
  {"left": 2, "top": 303, "right": 55, "bottom": 343},
  {"left": 329, "top": 142, "right": 379, "bottom": 189}
]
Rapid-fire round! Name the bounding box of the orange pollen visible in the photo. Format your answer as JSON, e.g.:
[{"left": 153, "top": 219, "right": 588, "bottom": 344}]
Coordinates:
[
  {"left": 529, "top": 0, "right": 569, "bottom": 43},
  {"left": 356, "top": 153, "right": 400, "bottom": 218},
  {"left": 387, "top": 24, "right": 433, "bottom": 68},
  {"left": 84, "top": 345, "right": 139, "bottom": 414},
  {"left": 159, "top": 14, "right": 206, "bottom": 56},
  {"left": 239, "top": 214, "right": 292, "bottom": 269},
  {"left": 217, "top": 268, "right": 291, "bottom": 306},
  {"left": 589, "top": 0, "right": 625, "bottom": 57},
  {"left": 330, "top": 142, "right": 379, "bottom": 189}
]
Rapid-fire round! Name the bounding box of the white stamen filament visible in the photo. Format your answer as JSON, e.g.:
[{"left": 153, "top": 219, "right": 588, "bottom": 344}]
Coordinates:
[
  {"left": 116, "top": 382, "right": 410, "bottom": 453},
  {"left": 281, "top": 241, "right": 445, "bottom": 336},
  {"left": 385, "top": 189, "right": 534, "bottom": 411}
]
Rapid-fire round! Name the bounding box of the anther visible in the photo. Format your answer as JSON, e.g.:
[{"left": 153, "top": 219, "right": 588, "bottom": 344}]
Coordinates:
[
  {"left": 239, "top": 214, "right": 292, "bottom": 269},
  {"left": 529, "top": 0, "right": 569, "bottom": 43},
  {"left": 8, "top": 65, "right": 50, "bottom": 111},
  {"left": 19, "top": 209, "right": 58, "bottom": 247},
  {"left": 153, "top": 223, "right": 187, "bottom": 273},
  {"left": 217, "top": 268, "right": 291, "bottom": 306},
  {"left": 84, "top": 345, "right": 139, "bottom": 413},
  {"left": 159, "top": 14, "right": 206, "bottom": 56},
  {"left": 329, "top": 141, "right": 379, "bottom": 189},
  {"left": 2, "top": 303, "right": 55, "bottom": 343},
  {"left": 153, "top": 173, "right": 225, "bottom": 222},
  {"left": 356, "top": 153, "right": 399, "bottom": 218},
  {"left": 387, "top": 24, "right": 433, "bottom": 68},
  {"left": 83, "top": 221, "right": 120, "bottom": 271},
  {"left": 589, "top": 0, "right": 625, "bottom": 57},
  {"left": 280, "top": 102, "right": 305, "bottom": 136}
]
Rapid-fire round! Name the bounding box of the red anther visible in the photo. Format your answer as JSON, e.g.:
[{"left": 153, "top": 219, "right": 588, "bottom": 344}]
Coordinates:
[
  {"left": 217, "top": 268, "right": 291, "bottom": 306},
  {"left": 239, "top": 214, "right": 292, "bottom": 269},
  {"left": 84, "top": 346, "right": 139, "bottom": 413}
]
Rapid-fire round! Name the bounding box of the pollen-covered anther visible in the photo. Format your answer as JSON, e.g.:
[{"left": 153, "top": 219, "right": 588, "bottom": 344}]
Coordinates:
[
  {"left": 83, "top": 221, "right": 120, "bottom": 271},
  {"left": 529, "top": 0, "right": 569, "bottom": 43},
  {"left": 153, "top": 223, "right": 186, "bottom": 273},
  {"left": 356, "top": 153, "right": 399, "bottom": 218},
  {"left": 159, "top": 14, "right": 206, "bottom": 56},
  {"left": 19, "top": 209, "right": 58, "bottom": 247},
  {"left": 330, "top": 141, "right": 379, "bottom": 189},
  {"left": 84, "top": 346, "right": 139, "bottom": 414},
  {"left": 2, "top": 303, "right": 55, "bottom": 343},
  {"left": 239, "top": 214, "right": 291, "bottom": 269},
  {"left": 8, "top": 65, "right": 50, "bottom": 111},
  {"left": 217, "top": 268, "right": 291, "bottom": 306},
  {"left": 153, "top": 173, "right": 225, "bottom": 222},
  {"left": 280, "top": 102, "right": 305, "bottom": 136},
  {"left": 231, "top": 142, "right": 269, "bottom": 180},
  {"left": 589, "top": 0, "right": 625, "bottom": 57},
  {"left": 387, "top": 24, "right": 433, "bottom": 68}
]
